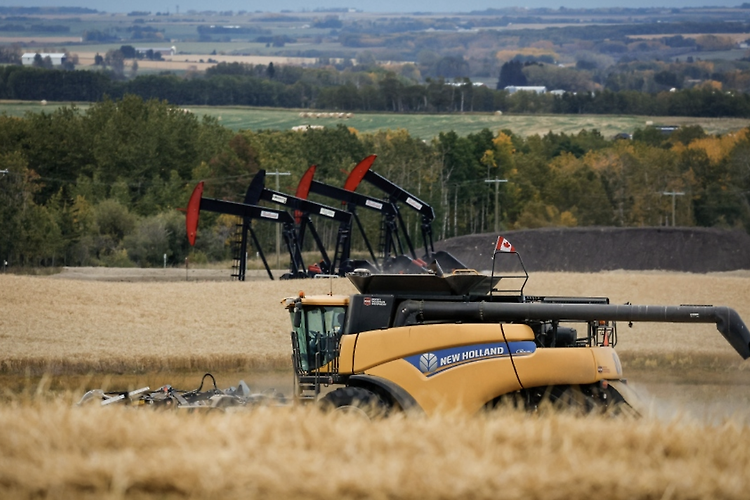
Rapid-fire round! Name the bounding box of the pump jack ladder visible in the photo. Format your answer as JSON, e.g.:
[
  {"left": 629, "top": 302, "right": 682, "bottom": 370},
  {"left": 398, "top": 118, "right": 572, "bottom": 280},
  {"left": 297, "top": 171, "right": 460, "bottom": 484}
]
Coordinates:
[{"left": 186, "top": 181, "right": 307, "bottom": 280}]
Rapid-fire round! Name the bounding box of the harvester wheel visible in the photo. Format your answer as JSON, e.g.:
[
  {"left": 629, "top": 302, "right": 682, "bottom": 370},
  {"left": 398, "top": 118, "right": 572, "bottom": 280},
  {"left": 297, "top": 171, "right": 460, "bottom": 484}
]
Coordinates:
[
  {"left": 546, "top": 384, "right": 639, "bottom": 417},
  {"left": 489, "top": 384, "right": 639, "bottom": 417},
  {"left": 319, "top": 387, "right": 386, "bottom": 419}
]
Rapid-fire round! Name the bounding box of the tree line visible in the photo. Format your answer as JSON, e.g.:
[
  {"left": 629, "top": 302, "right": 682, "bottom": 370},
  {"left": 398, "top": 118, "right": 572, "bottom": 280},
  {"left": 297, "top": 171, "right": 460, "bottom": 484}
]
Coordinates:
[
  {"left": 2, "top": 95, "right": 750, "bottom": 268},
  {"left": 3, "top": 64, "right": 750, "bottom": 117}
]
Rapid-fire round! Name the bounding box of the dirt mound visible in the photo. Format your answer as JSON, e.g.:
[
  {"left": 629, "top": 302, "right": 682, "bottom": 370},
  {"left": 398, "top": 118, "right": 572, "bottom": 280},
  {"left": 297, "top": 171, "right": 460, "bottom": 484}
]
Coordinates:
[{"left": 435, "top": 227, "right": 750, "bottom": 273}]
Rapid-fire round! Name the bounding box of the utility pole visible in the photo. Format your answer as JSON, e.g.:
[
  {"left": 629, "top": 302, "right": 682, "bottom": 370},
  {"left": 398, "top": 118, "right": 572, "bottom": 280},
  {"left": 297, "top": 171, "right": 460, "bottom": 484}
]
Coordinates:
[
  {"left": 662, "top": 191, "right": 685, "bottom": 227},
  {"left": 267, "top": 170, "right": 291, "bottom": 269},
  {"left": 485, "top": 177, "right": 508, "bottom": 233}
]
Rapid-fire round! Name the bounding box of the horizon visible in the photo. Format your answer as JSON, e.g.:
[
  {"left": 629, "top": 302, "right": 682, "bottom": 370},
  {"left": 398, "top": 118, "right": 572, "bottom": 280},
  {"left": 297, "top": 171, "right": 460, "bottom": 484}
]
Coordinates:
[{"left": 0, "top": 1, "right": 746, "bottom": 13}]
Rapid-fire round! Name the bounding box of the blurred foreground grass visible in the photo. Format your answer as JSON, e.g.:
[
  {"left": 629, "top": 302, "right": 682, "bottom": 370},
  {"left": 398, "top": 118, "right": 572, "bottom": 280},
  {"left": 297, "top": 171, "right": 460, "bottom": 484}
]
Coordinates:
[{"left": 0, "top": 399, "right": 748, "bottom": 499}]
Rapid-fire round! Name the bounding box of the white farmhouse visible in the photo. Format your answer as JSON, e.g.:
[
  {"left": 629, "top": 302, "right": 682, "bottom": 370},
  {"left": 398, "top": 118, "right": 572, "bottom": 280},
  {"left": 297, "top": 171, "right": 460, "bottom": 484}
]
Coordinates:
[{"left": 21, "top": 53, "right": 67, "bottom": 66}]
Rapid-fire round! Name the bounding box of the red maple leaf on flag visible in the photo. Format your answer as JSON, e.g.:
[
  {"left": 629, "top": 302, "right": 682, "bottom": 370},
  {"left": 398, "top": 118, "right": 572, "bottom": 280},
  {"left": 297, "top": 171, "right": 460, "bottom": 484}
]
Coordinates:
[{"left": 495, "top": 236, "right": 515, "bottom": 253}]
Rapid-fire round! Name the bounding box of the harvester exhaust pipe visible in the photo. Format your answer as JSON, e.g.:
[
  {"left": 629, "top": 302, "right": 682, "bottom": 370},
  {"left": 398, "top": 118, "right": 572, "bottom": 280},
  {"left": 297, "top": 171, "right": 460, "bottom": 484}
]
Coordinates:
[{"left": 393, "top": 301, "right": 750, "bottom": 359}]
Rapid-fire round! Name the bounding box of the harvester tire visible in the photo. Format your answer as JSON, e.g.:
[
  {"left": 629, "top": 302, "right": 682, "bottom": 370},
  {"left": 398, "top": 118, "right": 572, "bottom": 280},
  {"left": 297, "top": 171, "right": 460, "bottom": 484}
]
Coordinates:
[
  {"left": 546, "top": 384, "right": 638, "bottom": 417},
  {"left": 319, "top": 387, "right": 386, "bottom": 419}
]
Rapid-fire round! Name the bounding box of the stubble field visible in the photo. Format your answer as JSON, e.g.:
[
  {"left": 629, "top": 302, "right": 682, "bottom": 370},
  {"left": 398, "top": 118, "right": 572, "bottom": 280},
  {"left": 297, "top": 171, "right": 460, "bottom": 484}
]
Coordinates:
[{"left": 1, "top": 268, "right": 749, "bottom": 499}]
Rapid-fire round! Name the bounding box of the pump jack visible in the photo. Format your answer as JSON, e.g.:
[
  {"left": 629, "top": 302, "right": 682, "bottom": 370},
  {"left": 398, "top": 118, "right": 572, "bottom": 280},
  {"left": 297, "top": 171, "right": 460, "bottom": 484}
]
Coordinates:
[
  {"left": 296, "top": 163, "right": 395, "bottom": 274},
  {"left": 298, "top": 156, "right": 467, "bottom": 274},
  {"left": 186, "top": 181, "right": 307, "bottom": 280},
  {"left": 244, "top": 170, "right": 353, "bottom": 276}
]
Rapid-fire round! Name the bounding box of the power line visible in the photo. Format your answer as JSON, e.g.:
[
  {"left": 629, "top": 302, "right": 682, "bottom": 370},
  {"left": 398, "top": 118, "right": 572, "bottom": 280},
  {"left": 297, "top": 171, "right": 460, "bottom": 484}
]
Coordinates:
[{"left": 485, "top": 177, "right": 508, "bottom": 233}]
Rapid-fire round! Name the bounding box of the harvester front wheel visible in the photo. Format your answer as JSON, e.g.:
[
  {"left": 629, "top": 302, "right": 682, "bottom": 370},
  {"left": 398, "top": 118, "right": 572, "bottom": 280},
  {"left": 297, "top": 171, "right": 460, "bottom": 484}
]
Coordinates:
[{"left": 319, "top": 387, "right": 386, "bottom": 419}]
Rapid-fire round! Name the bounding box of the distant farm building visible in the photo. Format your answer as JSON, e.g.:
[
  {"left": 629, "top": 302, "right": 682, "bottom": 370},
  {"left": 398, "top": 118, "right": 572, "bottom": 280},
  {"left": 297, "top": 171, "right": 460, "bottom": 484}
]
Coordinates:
[
  {"left": 447, "top": 82, "right": 488, "bottom": 87},
  {"left": 504, "top": 86, "right": 547, "bottom": 94},
  {"left": 21, "top": 53, "right": 67, "bottom": 66},
  {"left": 136, "top": 46, "right": 176, "bottom": 56}
]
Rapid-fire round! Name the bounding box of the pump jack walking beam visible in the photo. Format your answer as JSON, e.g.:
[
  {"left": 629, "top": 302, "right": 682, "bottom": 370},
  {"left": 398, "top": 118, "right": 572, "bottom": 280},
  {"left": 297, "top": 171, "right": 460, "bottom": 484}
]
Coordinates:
[
  {"left": 186, "top": 181, "right": 306, "bottom": 280},
  {"left": 343, "top": 155, "right": 435, "bottom": 261},
  {"left": 342, "top": 156, "right": 468, "bottom": 273},
  {"left": 297, "top": 164, "right": 406, "bottom": 272},
  {"left": 244, "top": 170, "right": 353, "bottom": 275}
]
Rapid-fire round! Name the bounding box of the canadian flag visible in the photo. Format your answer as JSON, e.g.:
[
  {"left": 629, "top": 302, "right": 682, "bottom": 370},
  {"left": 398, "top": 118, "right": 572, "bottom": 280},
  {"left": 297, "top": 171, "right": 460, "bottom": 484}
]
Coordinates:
[{"left": 495, "top": 236, "right": 515, "bottom": 253}]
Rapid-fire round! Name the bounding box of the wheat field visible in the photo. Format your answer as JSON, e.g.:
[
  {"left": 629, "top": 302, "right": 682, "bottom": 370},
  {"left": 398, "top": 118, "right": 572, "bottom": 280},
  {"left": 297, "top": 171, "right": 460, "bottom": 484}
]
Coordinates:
[
  {"left": 0, "top": 401, "right": 749, "bottom": 499},
  {"left": 2, "top": 269, "right": 749, "bottom": 371},
  {"left": 1, "top": 270, "right": 750, "bottom": 499}
]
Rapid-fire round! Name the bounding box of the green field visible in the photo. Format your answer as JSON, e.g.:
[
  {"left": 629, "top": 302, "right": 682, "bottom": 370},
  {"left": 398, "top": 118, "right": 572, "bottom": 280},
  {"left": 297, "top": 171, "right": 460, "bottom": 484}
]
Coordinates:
[{"left": 2, "top": 100, "right": 748, "bottom": 138}]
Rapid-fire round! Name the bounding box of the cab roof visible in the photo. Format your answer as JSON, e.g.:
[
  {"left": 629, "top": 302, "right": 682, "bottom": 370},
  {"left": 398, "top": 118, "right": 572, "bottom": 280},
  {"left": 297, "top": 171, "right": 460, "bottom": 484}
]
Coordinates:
[{"left": 283, "top": 295, "right": 349, "bottom": 309}]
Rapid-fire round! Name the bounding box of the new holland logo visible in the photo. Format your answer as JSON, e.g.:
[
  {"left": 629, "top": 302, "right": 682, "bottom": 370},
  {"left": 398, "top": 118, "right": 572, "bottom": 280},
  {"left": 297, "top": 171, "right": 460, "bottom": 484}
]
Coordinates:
[
  {"left": 419, "top": 352, "right": 438, "bottom": 373},
  {"left": 404, "top": 341, "right": 537, "bottom": 377}
]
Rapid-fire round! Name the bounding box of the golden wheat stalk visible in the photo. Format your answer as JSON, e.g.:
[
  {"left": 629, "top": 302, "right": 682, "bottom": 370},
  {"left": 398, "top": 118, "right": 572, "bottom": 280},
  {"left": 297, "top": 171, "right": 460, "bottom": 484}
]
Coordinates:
[{"left": 0, "top": 401, "right": 748, "bottom": 499}]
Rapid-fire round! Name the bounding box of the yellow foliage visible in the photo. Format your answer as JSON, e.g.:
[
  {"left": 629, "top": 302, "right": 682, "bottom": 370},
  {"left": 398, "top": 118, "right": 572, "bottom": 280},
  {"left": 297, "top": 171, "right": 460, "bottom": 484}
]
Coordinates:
[
  {"left": 693, "top": 60, "right": 715, "bottom": 74},
  {"left": 583, "top": 145, "right": 634, "bottom": 174},
  {"left": 482, "top": 132, "right": 516, "bottom": 168},
  {"left": 347, "top": 126, "right": 360, "bottom": 136},
  {"left": 687, "top": 129, "right": 749, "bottom": 163},
  {"left": 513, "top": 199, "right": 578, "bottom": 228},
  {"left": 492, "top": 131, "right": 515, "bottom": 154},
  {"left": 694, "top": 34, "right": 736, "bottom": 51},
  {"left": 495, "top": 48, "right": 559, "bottom": 63},
  {"left": 548, "top": 151, "right": 581, "bottom": 173},
  {"left": 559, "top": 210, "right": 578, "bottom": 227},
  {"left": 698, "top": 80, "right": 723, "bottom": 91},
  {"left": 383, "top": 128, "right": 412, "bottom": 142},
  {"left": 70, "top": 194, "right": 93, "bottom": 228},
  {"left": 671, "top": 142, "right": 687, "bottom": 155},
  {"left": 480, "top": 149, "right": 497, "bottom": 168}
]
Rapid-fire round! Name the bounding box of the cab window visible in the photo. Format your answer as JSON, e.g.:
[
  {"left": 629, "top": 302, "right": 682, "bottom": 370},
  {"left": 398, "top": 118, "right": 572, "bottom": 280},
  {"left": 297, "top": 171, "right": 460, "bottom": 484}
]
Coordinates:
[{"left": 292, "top": 306, "right": 346, "bottom": 372}]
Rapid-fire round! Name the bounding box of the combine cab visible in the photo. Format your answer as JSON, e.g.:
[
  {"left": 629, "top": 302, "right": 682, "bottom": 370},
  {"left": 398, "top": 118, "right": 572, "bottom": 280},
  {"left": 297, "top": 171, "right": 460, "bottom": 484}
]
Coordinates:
[{"left": 285, "top": 237, "right": 750, "bottom": 416}]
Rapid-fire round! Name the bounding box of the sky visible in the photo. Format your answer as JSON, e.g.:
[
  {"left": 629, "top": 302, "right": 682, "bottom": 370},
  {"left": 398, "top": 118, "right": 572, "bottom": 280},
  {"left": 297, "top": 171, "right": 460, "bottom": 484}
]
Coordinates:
[{"left": 1, "top": 0, "right": 744, "bottom": 13}]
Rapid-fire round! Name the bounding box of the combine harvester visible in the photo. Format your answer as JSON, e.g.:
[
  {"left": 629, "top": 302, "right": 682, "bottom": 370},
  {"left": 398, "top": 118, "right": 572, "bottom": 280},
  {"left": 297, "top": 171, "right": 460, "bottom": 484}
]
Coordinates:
[
  {"left": 284, "top": 236, "right": 750, "bottom": 416},
  {"left": 80, "top": 236, "right": 750, "bottom": 416}
]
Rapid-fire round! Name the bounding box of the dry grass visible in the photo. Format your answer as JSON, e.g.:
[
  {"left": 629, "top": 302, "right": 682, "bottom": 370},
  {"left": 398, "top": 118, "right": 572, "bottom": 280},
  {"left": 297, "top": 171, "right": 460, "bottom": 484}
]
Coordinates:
[
  {"left": 0, "top": 400, "right": 748, "bottom": 499},
  {"left": 2, "top": 270, "right": 750, "bottom": 375}
]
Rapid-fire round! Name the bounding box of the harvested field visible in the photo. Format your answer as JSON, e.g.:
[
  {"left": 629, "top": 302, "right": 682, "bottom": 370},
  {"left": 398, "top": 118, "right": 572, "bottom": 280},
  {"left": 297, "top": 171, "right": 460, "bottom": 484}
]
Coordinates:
[
  {"left": 1, "top": 268, "right": 750, "bottom": 499},
  {"left": 73, "top": 51, "right": 323, "bottom": 72},
  {"left": 0, "top": 270, "right": 355, "bottom": 372}
]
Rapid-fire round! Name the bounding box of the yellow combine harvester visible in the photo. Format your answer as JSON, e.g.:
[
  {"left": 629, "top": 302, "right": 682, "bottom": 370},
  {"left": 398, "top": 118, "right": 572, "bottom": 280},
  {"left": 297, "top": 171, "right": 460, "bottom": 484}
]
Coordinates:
[{"left": 285, "top": 237, "right": 750, "bottom": 417}]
